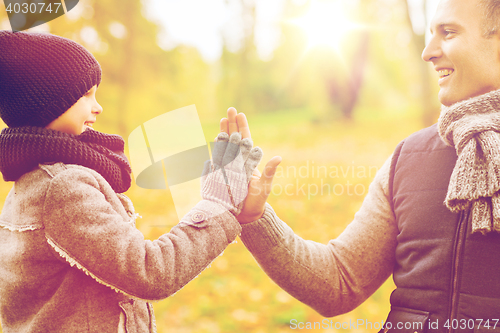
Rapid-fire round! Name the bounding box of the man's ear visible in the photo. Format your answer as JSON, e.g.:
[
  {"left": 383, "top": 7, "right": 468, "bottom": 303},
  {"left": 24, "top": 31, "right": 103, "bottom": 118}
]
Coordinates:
[
  {"left": 492, "top": 31, "right": 500, "bottom": 59},
  {"left": 496, "top": 34, "right": 500, "bottom": 60}
]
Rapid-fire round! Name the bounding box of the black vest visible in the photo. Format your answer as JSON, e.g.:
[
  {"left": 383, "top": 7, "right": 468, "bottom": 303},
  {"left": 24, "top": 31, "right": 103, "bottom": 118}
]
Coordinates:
[{"left": 383, "top": 124, "right": 500, "bottom": 333}]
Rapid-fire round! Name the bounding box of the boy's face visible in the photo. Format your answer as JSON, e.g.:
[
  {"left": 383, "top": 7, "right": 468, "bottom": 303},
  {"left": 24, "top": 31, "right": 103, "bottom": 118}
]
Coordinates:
[
  {"left": 46, "top": 85, "right": 102, "bottom": 135},
  {"left": 421, "top": 0, "right": 500, "bottom": 106}
]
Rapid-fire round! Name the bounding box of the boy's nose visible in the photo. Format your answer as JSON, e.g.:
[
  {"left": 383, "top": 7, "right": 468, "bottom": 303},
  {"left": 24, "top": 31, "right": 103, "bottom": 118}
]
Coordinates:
[{"left": 93, "top": 102, "right": 103, "bottom": 114}]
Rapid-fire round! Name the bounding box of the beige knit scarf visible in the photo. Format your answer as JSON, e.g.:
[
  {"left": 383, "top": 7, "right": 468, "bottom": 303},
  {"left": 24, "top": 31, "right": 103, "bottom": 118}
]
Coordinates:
[{"left": 438, "top": 89, "right": 500, "bottom": 235}]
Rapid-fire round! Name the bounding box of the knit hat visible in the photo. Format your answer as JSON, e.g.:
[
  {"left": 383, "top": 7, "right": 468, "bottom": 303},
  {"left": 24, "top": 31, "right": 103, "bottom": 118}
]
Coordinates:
[{"left": 0, "top": 30, "right": 101, "bottom": 128}]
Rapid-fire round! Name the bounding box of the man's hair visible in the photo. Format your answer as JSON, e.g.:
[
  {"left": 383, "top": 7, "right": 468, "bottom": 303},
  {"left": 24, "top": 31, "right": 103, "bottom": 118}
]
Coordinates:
[{"left": 480, "top": 0, "right": 500, "bottom": 37}]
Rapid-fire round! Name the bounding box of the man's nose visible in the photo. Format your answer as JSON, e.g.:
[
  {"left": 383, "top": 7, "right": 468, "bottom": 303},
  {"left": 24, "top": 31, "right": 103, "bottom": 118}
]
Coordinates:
[{"left": 421, "top": 36, "right": 441, "bottom": 62}]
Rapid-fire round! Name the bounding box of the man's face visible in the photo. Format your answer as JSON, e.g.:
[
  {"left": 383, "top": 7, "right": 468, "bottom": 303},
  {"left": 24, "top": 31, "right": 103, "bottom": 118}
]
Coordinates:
[
  {"left": 46, "top": 85, "right": 102, "bottom": 135},
  {"left": 422, "top": 0, "right": 500, "bottom": 106}
]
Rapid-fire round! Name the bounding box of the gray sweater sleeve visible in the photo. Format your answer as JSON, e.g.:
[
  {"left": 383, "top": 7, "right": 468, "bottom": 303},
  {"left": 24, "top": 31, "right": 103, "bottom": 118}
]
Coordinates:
[
  {"left": 42, "top": 167, "right": 242, "bottom": 301},
  {"left": 239, "top": 156, "right": 398, "bottom": 317}
]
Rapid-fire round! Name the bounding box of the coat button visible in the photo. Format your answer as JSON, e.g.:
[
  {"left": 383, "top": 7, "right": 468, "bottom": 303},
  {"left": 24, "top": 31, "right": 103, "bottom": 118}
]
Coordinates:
[{"left": 192, "top": 212, "right": 206, "bottom": 223}]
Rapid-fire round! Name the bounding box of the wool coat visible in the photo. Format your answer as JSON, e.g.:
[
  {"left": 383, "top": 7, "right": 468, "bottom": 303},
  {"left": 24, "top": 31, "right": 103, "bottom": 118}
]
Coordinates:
[{"left": 0, "top": 162, "right": 242, "bottom": 333}]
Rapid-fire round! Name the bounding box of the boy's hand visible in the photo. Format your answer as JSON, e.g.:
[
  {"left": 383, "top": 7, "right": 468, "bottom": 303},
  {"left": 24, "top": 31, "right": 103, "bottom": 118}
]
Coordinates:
[
  {"left": 201, "top": 130, "right": 262, "bottom": 216},
  {"left": 220, "top": 108, "right": 281, "bottom": 224}
]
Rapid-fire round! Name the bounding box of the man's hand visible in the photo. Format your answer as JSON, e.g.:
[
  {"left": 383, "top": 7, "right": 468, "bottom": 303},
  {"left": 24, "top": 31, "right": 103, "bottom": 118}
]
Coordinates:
[{"left": 220, "top": 107, "right": 281, "bottom": 224}]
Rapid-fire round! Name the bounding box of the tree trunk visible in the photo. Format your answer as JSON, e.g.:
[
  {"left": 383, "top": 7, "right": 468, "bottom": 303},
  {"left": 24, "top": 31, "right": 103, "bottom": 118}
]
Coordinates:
[{"left": 402, "top": 0, "right": 440, "bottom": 126}]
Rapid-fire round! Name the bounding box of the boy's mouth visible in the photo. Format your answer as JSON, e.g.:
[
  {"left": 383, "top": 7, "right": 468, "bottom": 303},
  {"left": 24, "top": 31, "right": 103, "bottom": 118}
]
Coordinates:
[{"left": 84, "top": 121, "right": 94, "bottom": 128}]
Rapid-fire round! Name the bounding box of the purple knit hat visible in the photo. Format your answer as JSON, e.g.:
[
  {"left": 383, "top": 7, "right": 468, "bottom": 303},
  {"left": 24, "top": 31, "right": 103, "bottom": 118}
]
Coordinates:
[{"left": 0, "top": 30, "right": 101, "bottom": 127}]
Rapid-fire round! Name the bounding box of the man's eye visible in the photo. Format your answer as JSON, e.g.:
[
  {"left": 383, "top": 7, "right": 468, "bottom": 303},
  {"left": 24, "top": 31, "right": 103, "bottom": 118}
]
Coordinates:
[{"left": 444, "top": 30, "right": 455, "bottom": 37}]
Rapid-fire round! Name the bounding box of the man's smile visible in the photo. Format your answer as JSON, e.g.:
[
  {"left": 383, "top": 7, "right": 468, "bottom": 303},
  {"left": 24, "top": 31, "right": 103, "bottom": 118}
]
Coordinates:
[
  {"left": 438, "top": 69, "right": 454, "bottom": 78},
  {"left": 437, "top": 68, "right": 454, "bottom": 85}
]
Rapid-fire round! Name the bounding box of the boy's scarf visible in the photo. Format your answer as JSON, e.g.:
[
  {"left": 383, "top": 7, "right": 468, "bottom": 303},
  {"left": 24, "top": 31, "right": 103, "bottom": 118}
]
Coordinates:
[
  {"left": 438, "top": 89, "right": 500, "bottom": 234},
  {"left": 0, "top": 126, "right": 131, "bottom": 193}
]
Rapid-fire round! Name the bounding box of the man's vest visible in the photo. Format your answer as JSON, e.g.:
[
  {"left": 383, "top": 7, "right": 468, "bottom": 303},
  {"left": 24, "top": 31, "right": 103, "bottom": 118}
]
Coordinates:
[{"left": 382, "top": 124, "right": 500, "bottom": 333}]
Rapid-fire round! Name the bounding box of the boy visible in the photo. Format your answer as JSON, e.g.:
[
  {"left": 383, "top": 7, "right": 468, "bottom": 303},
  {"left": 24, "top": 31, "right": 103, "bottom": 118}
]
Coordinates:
[{"left": 0, "top": 30, "right": 261, "bottom": 333}]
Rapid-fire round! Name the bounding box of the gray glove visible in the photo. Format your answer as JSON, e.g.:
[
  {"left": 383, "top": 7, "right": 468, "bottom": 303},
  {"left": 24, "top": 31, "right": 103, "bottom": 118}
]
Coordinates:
[{"left": 201, "top": 132, "right": 262, "bottom": 216}]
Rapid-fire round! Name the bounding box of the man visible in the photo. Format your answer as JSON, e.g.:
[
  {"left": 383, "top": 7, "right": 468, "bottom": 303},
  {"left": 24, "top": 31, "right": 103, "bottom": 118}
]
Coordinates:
[{"left": 222, "top": 0, "right": 500, "bottom": 331}]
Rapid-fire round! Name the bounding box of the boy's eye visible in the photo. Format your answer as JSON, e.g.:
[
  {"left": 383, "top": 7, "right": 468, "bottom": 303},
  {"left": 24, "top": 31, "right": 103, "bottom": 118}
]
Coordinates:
[{"left": 85, "top": 86, "right": 97, "bottom": 96}]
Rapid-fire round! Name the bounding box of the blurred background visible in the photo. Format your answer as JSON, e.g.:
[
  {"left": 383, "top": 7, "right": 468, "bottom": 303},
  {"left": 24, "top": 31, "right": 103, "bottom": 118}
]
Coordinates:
[{"left": 0, "top": 0, "right": 442, "bottom": 331}]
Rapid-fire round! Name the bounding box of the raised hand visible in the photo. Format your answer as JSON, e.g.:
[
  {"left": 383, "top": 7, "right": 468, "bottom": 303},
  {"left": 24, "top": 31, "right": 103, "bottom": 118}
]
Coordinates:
[
  {"left": 220, "top": 107, "right": 282, "bottom": 224},
  {"left": 201, "top": 130, "right": 262, "bottom": 216}
]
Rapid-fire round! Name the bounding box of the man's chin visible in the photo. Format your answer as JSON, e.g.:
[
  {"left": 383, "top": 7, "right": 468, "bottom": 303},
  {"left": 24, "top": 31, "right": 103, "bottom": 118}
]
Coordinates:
[
  {"left": 438, "top": 89, "right": 462, "bottom": 107},
  {"left": 439, "top": 97, "right": 453, "bottom": 106},
  {"left": 439, "top": 88, "right": 500, "bottom": 107}
]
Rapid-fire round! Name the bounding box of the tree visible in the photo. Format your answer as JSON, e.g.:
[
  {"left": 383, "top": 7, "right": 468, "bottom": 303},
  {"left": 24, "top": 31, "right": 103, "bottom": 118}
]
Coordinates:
[{"left": 401, "top": 0, "right": 440, "bottom": 126}]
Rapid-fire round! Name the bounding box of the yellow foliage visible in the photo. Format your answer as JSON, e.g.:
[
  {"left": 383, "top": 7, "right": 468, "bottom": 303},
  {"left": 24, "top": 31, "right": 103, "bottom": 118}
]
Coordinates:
[{"left": 0, "top": 0, "right": 434, "bottom": 331}]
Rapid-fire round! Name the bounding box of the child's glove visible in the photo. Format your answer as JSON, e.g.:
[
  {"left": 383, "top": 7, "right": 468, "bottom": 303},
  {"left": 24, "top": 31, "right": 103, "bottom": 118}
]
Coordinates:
[{"left": 201, "top": 132, "right": 262, "bottom": 216}]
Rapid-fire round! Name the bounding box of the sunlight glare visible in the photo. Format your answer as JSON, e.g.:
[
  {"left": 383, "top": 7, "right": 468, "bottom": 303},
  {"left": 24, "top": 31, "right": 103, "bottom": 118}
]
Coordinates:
[{"left": 292, "top": 1, "right": 357, "bottom": 51}]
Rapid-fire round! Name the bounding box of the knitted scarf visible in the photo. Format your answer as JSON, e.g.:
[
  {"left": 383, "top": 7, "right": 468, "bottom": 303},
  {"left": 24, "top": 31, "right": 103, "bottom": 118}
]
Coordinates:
[
  {"left": 0, "top": 126, "right": 131, "bottom": 193},
  {"left": 438, "top": 89, "right": 500, "bottom": 234}
]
